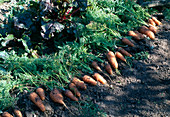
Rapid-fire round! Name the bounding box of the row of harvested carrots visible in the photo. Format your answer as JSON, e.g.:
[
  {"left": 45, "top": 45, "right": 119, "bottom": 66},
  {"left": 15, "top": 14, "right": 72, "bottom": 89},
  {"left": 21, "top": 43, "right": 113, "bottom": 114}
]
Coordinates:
[
  {"left": 123, "top": 16, "right": 161, "bottom": 48},
  {"left": 1, "top": 17, "right": 161, "bottom": 117},
  {"left": 0, "top": 52, "right": 128, "bottom": 117}
]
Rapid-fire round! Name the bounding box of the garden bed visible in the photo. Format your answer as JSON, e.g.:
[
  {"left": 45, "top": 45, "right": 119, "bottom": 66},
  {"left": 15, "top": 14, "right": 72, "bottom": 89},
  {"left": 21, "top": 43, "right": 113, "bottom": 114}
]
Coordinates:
[
  {"left": 13, "top": 19, "right": 169, "bottom": 117},
  {"left": 0, "top": 0, "right": 169, "bottom": 117}
]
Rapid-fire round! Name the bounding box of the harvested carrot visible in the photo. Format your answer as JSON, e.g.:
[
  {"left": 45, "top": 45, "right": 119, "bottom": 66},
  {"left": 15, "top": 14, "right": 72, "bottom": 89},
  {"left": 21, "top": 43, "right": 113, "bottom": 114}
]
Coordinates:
[
  {"left": 29, "top": 92, "right": 45, "bottom": 112},
  {"left": 92, "top": 73, "right": 107, "bottom": 84},
  {"left": 152, "top": 17, "right": 162, "bottom": 25},
  {"left": 128, "top": 31, "right": 136, "bottom": 37},
  {"left": 69, "top": 83, "right": 81, "bottom": 97},
  {"left": 106, "top": 51, "right": 118, "bottom": 69},
  {"left": 117, "top": 47, "right": 132, "bottom": 57},
  {"left": 148, "top": 18, "right": 156, "bottom": 26},
  {"left": 104, "top": 63, "right": 113, "bottom": 75},
  {"left": 2, "top": 112, "right": 13, "bottom": 117},
  {"left": 64, "top": 89, "right": 78, "bottom": 101},
  {"left": 134, "top": 31, "right": 145, "bottom": 39},
  {"left": 36, "top": 88, "right": 45, "bottom": 101},
  {"left": 128, "top": 31, "right": 140, "bottom": 40},
  {"left": 115, "top": 51, "right": 126, "bottom": 62},
  {"left": 82, "top": 75, "right": 97, "bottom": 86},
  {"left": 148, "top": 25, "right": 157, "bottom": 34},
  {"left": 138, "top": 26, "right": 155, "bottom": 40},
  {"left": 72, "top": 77, "right": 87, "bottom": 90},
  {"left": 91, "top": 61, "right": 102, "bottom": 72},
  {"left": 92, "top": 61, "right": 112, "bottom": 82},
  {"left": 50, "top": 89, "right": 74, "bottom": 115},
  {"left": 50, "top": 88, "right": 64, "bottom": 104},
  {"left": 128, "top": 30, "right": 145, "bottom": 40},
  {"left": 14, "top": 109, "right": 22, "bottom": 117},
  {"left": 122, "top": 38, "right": 134, "bottom": 47}
]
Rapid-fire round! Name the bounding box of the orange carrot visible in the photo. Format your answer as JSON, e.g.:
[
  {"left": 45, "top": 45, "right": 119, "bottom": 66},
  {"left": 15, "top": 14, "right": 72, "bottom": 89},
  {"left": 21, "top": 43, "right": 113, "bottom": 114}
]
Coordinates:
[
  {"left": 72, "top": 77, "right": 87, "bottom": 90},
  {"left": 148, "top": 19, "right": 156, "bottom": 26},
  {"left": 115, "top": 51, "right": 126, "bottom": 62},
  {"left": 69, "top": 83, "right": 81, "bottom": 97},
  {"left": 82, "top": 75, "right": 97, "bottom": 86},
  {"left": 50, "top": 89, "right": 74, "bottom": 115},
  {"left": 138, "top": 26, "right": 155, "bottom": 40},
  {"left": 148, "top": 25, "right": 157, "bottom": 34},
  {"left": 117, "top": 47, "right": 132, "bottom": 57},
  {"left": 106, "top": 51, "right": 118, "bottom": 69},
  {"left": 50, "top": 88, "right": 64, "bottom": 104},
  {"left": 64, "top": 89, "right": 78, "bottom": 101},
  {"left": 14, "top": 109, "right": 22, "bottom": 117},
  {"left": 91, "top": 61, "right": 102, "bottom": 72},
  {"left": 128, "top": 31, "right": 136, "bottom": 37},
  {"left": 2, "top": 112, "right": 13, "bottom": 117},
  {"left": 122, "top": 38, "right": 134, "bottom": 47},
  {"left": 36, "top": 88, "right": 45, "bottom": 101},
  {"left": 92, "top": 61, "right": 113, "bottom": 82},
  {"left": 104, "top": 63, "right": 113, "bottom": 75},
  {"left": 134, "top": 31, "right": 145, "bottom": 39},
  {"left": 152, "top": 17, "right": 162, "bottom": 25},
  {"left": 29, "top": 92, "right": 45, "bottom": 112},
  {"left": 128, "top": 31, "right": 140, "bottom": 40},
  {"left": 92, "top": 73, "right": 107, "bottom": 84}
]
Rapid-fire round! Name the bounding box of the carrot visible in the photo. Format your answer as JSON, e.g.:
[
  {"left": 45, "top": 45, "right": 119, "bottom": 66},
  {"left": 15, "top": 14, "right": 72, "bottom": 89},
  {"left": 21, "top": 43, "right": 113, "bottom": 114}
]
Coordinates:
[
  {"left": 91, "top": 61, "right": 102, "bottom": 72},
  {"left": 117, "top": 47, "right": 132, "bottom": 57},
  {"left": 82, "top": 75, "right": 97, "bottom": 86},
  {"left": 148, "top": 25, "right": 157, "bottom": 34},
  {"left": 134, "top": 31, "right": 145, "bottom": 39},
  {"left": 72, "top": 77, "right": 87, "bottom": 90},
  {"left": 148, "top": 18, "right": 156, "bottom": 26},
  {"left": 128, "top": 31, "right": 140, "bottom": 40},
  {"left": 92, "top": 73, "right": 107, "bottom": 84},
  {"left": 69, "top": 83, "right": 81, "bottom": 97},
  {"left": 50, "top": 89, "right": 74, "bottom": 115},
  {"left": 122, "top": 38, "right": 135, "bottom": 47},
  {"left": 138, "top": 26, "right": 155, "bottom": 40},
  {"left": 152, "top": 17, "right": 162, "bottom": 25},
  {"left": 64, "top": 89, "right": 78, "bottom": 101},
  {"left": 2, "top": 112, "right": 13, "bottom": 117},
  {"left": 92, "top": 61, "right": 113, "bottom": 82},
  {"left": 128, "top": 31, "right": 136, "bottom": 37},
  {"left": 36, "top": 88, "right": 45, "bottom": 101},
  {"left": 14, "top": 109, "right": 22, "bottom": 117},
  {"left": 106, "top": 51, "right": 118, "bottom": 69},
  {"left": 50, "top": 88, "right": 64, "bottom": 104},
  {"left": 104, "top": 63, "right": 113, "bottom": 75},
  {"left": 29, "top": 92, "right": 46, "bottom": 112},
  {"left": 115, "top": 51, "right": 126, "bottom": 62}
]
